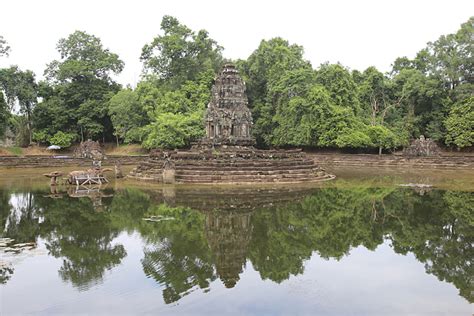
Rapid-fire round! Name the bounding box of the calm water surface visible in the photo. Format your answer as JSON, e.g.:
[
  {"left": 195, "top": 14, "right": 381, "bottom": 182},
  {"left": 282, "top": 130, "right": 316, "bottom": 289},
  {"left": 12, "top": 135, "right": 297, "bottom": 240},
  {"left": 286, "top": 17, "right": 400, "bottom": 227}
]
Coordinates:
[{"left": 0, "top": 167, "right": 473, "bottom": 315}]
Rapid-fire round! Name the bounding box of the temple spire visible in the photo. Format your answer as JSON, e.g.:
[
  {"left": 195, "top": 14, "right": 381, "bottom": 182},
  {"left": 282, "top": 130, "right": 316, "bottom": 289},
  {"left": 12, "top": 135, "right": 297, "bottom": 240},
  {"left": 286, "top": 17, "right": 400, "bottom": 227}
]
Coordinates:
[{"left": 201, "top": 63, "right": 255, "bottom": 146}]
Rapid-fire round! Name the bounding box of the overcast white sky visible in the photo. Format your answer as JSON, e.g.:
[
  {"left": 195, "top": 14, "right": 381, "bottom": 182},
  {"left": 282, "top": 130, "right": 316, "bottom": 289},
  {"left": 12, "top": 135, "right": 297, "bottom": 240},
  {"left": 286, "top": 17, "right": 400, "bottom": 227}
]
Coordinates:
[{"left": 1, "top": 0, "right": 472, "bottom": 87}]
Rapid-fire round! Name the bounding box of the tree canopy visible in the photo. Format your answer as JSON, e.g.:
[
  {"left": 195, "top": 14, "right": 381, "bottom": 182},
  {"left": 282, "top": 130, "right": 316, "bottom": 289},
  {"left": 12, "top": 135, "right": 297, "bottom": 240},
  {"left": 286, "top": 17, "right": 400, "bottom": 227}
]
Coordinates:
[{"left": 31, "top": 31, "right": 124, "bottom": 145}]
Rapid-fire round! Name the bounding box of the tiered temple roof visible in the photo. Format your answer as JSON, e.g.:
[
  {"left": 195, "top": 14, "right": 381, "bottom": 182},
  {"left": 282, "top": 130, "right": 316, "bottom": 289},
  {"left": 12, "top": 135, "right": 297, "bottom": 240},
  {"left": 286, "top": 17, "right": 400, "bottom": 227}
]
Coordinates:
[{"left": 201, "top": 64, "right": 255, "bottom": 146}]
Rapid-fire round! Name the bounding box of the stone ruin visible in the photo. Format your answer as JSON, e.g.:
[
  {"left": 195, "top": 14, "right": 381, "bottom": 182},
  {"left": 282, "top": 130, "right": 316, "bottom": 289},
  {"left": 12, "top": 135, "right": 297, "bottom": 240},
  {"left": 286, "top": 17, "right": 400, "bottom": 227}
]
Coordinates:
[
  {"left": 197, "top": 63, "right": 255, "bottom": 147},
  {"left": 403, "top": 135, "right": 441, "bottom": 157},
  {"left": 129, "top": 63, "right": 335, "bottom": 184},
  {"left": 74, "top": 140, "right": 105, "bottom": 161},
  {"left": 0, "top": 127, "right": 15, "bottom": 147}
]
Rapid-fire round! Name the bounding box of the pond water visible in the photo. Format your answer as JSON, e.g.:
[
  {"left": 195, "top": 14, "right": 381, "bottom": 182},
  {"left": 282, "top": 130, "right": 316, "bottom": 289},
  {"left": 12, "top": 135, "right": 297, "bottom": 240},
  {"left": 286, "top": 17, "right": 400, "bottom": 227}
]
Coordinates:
[{"left": 0, "top": 167, "right": 473, "bottom": 315}]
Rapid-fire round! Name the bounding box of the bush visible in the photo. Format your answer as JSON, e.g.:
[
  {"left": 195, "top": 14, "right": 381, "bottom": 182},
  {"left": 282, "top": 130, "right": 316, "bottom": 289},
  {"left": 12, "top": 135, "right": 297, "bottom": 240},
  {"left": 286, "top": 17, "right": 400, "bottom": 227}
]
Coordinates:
[
  {"left": 32, "top": 130, "right": 49, "bottom": 144},
  {"left": 142, "top": 112, "right": 204, "bottom": 149},
  {"left": 49, "top": 131, "right": 76, "bottom": 148}
]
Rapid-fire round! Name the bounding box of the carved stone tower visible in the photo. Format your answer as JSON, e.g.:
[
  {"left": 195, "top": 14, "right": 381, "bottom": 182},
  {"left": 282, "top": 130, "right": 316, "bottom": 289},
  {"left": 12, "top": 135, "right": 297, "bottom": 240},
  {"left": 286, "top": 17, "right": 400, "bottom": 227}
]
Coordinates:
[{"left": 201, "top": 63, "right": 255, "bottom": 146}]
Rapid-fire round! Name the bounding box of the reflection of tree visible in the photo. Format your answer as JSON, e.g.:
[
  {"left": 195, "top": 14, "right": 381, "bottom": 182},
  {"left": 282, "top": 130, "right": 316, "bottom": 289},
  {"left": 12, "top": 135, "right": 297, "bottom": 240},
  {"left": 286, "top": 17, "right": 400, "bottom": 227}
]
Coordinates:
[
  {"left": 438, "top": 191, "right": 473, "bottom": 302},
  {"left": 108, "top": 188, "right": 151, "bottom": 232},
  {"left": 140, "top": 205, "right": 216, "bottom": 304},
  {"left": 0, "top": 191, "right": 42, "bottom": 243},
  {"left": 0, "top": 264, "right": 14, "bottom": 284},
  {"left": 385, "top": 190, "right": 473, "bottom": 303},
  {"left": 0, "top": 188, "right": 147, "bottom": 288},
  {"left": 249, "top": 187, "right": 393, "bottom": 282},
  {"left": 35, "top": 195, "right": 126, "bottom": 290},
  {"left": 248, "top": 187, "right": 473, "bottom": 303},
  {"left": 0, "top": 189, "right": 10, "bottom": 222},
  {"left": 1, "top": 186, "right": 472, "bottom": 303},
  {"left": 0, "top": 190, "right": 41, "bottom": 285}
]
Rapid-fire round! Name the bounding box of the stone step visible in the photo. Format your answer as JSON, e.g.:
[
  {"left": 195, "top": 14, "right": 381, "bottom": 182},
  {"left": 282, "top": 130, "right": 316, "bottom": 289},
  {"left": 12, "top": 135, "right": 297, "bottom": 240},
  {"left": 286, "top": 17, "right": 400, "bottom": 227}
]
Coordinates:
[
  {"left": 174, "top": 157, "right": 310, "bottom": 162},
  {"left": 174, "top": 159, "right": 315, "bottom": 168},
  {"left": 176, "top": 176, "right": 326, "bottom": 183},
  {"left": 171, "top": 149, "right": 303, "bottom": 159},
  {"left": 175, "top": 173, "right": 318, "bottom": 181},
  {"left": 175, "top": 163, "right": 316, "bottom": 171},
  {"left": 175, "top": 168, "right": 317, "bottom": 176}
]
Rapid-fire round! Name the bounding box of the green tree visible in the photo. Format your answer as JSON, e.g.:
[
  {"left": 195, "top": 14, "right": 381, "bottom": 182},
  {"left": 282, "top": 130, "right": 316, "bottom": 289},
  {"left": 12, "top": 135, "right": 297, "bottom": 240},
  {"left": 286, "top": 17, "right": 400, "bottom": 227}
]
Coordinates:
[
  {"left": 426, "top": 17, "right": 473, "bottom": 91},
  {"left": 41, "top": 31, "right": 124, "bottom": 142},
  {"left": 315, "top": 63, "right": 361, "bottom": 114},
  {"left": 386, "top": 18, "right": 473, "bottom": 146},
  {"left": 141, "top": 15, "right": 223, "bottom": 88},
  {"left": 445, "top": 97, "right": 474, "bottom": 149},
  {"left": 391, "top": 68, "right": 447, "bottom": 141},
  {"left": 139, "top": 71, "right": 212, "bottom": 149},
  {"left": 142, "top": 111, "right": 203, "bottom": 149},
  {"left": 0, "top": 66, "right": 37, "bottom": 145},
  {"left": 108, "top": 88, "right": 148, "bottom": 144},
  {"left": 0, "top": 91, "right": 8, "bottom": 138},
  {"left": 32, "top": 91, "right": 68, "bottom": 142},
  {"left": 367, "top": 125, "right": 397, "bottom": 155},
  {"left": 238, "top": 37, "right": 312, "bottom": 146},
  {"left": 45, "top": 31, "right": 123, "bottom": 83}
]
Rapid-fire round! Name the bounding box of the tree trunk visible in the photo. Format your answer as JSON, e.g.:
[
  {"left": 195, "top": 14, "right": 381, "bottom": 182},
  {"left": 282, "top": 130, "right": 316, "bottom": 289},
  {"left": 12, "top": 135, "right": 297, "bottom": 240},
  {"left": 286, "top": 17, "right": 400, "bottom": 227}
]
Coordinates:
[
  {"left": 378, "top": 146, "right": 382, "bottom": 155},
  {"left": 116, "top": 135, "right": 119, "bottom": 147},
  {"left": 26, "top": 111, "right": 32, "bottom": 145}
]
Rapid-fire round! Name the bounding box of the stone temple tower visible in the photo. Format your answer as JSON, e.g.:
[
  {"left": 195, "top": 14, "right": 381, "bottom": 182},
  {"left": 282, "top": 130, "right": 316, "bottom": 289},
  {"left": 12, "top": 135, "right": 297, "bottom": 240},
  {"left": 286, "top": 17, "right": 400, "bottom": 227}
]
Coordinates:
[{"left": 201, "top": 63, "right": 255, "bottom": 146}]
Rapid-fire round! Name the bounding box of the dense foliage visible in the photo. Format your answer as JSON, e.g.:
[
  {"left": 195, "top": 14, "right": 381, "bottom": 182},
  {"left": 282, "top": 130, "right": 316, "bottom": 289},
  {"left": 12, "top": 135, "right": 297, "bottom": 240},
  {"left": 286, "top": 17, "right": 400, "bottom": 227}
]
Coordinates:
[{"left": 0, "top": 16, "right": 472, "bottom": 151}]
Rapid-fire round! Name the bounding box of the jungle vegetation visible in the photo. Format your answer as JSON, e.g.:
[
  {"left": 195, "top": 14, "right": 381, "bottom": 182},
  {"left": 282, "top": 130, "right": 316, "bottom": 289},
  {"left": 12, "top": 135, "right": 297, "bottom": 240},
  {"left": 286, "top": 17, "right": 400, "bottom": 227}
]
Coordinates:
[{"left": 0, "top": 16, "right": 472, "bottom": 151}]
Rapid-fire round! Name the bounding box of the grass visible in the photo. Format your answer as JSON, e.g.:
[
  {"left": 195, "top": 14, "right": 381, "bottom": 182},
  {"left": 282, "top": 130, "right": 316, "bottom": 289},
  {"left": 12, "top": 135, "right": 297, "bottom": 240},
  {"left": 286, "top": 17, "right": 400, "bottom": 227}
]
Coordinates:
[
  {"left": 104, "top": 144, "right": 148, "bottom": 156},
  {"left": 6, "top": 146, "right": 23, "bottom": 156}
]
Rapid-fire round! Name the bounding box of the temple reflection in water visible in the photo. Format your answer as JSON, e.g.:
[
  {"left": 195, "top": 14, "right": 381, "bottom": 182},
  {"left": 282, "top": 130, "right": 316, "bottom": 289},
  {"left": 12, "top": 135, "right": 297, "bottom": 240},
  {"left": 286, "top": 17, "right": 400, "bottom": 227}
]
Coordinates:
[{"left": 205, "top": 210, "right": 253, "bottom": 288}]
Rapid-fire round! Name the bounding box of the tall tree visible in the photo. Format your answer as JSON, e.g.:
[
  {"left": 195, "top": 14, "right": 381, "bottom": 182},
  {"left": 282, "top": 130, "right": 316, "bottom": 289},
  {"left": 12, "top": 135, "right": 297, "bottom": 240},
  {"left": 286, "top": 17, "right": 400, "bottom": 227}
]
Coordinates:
[
  {"left": 357, "top": 67, "right": 407, "bottom": 153},
  {"left": 108, "top": 88, "right": 148, "bottom": 144},
  {"left": 141, "top": 15, "right": 223, "bottom": 88},
  {"left": 0, "top": 91, "right": 8, "bottom": 138},
  {"left": 0, "top": 66, "right": 37, "bottom": 144},
  {"left": 427, "top": 17, "right": 473, "bottom": 91},
  {"left": 137, "top": 16, "right": 222, "bottom": 149},
  {"left": 238, "top": 37, "right": 312, "bottom": 146},
  {"left": 39, "top": 31, "right": 124, "bottom": 142}
]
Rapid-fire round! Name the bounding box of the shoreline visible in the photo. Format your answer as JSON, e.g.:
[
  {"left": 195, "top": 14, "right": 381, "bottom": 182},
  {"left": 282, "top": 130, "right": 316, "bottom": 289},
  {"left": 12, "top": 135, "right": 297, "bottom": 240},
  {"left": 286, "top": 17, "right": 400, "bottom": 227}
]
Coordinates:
[
  {"left": 0, "top": 155, "right": 147, "bottom": 168},
  {"left": 308, "top": 153, "right": 474, "bottom": 169},
  {"left": 0, "top": 153, "right": 473, "bottom": 169}
]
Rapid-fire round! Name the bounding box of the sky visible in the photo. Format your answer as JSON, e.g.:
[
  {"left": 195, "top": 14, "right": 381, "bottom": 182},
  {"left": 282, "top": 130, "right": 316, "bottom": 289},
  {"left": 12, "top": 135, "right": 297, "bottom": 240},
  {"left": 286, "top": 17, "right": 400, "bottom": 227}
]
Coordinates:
[{"left": 0, "top": 0, "right": 472, "bottom": 87}]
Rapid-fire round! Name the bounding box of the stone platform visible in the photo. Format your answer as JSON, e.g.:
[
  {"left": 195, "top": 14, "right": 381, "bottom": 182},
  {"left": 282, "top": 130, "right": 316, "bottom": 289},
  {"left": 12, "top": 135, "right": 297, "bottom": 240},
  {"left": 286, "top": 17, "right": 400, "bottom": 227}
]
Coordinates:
[{"left": 128, "top": 146, "right": 335, "bottom": 184}]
